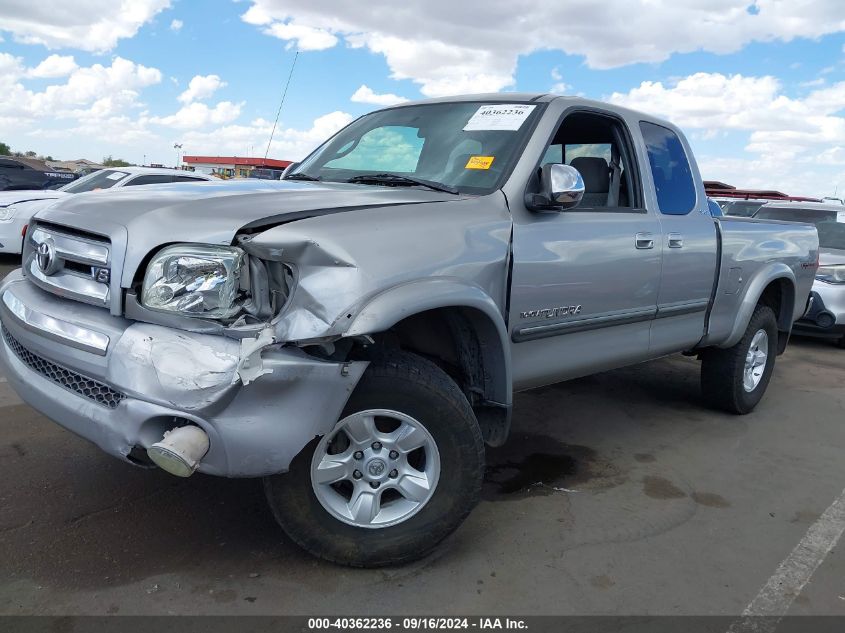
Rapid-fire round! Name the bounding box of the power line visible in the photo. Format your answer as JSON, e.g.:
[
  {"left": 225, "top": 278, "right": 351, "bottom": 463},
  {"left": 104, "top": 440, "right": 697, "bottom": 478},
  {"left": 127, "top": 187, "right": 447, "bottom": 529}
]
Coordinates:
[{"left": 264, "top": 51, "right": 299, "bottom": 162}]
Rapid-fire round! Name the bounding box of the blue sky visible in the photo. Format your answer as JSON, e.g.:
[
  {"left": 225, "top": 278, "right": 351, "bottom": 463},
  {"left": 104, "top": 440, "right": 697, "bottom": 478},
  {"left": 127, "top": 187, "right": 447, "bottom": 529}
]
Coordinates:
[{"left": 0, "top": 0, "right": 843, "bottom": 197}]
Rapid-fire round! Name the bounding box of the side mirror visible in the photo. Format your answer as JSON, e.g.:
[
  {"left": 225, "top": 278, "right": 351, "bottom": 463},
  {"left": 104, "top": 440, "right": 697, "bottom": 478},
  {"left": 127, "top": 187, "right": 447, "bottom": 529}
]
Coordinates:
[{"left": 538, "top": 163, "right": 585, "bottom": 210}]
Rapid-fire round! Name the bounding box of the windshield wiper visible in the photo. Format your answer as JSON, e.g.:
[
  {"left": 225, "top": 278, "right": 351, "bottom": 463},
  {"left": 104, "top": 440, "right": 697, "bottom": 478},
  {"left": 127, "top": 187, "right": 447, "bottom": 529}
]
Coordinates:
[
  {"left": 346, "top": 173, "right": 459, "bottom": 195},
  {"left": 284, "top": 172, "right": 321, "bottom": 181}
]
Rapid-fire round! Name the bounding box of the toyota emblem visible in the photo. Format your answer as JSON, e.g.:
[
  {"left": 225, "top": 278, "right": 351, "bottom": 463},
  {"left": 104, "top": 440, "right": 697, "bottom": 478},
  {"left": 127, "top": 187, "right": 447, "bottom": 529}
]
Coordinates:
[
  {"left": 35, "top": 240, "right": 58, "bottom": 275},
  {"left": 367, "top": 459, "right": 386, "bottom": 477}
]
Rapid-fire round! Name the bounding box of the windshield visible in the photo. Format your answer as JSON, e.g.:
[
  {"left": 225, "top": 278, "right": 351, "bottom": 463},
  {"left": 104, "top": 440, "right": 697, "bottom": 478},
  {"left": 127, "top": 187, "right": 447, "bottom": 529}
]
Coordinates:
[
  {"left": 60, "top": 169, "right": 130, "bottom": 193},
  {"left": 289, "top": 102, "right": 542, "bottom": 195},
  {"left": 754, "top": 207, "right": 845, "bottom": 250}
]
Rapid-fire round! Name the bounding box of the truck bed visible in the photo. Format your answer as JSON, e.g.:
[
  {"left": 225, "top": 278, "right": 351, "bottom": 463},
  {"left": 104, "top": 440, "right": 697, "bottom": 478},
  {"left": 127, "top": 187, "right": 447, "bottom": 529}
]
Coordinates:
[{"left": 702, "top": 216, "right": 819, "bottom": 348}]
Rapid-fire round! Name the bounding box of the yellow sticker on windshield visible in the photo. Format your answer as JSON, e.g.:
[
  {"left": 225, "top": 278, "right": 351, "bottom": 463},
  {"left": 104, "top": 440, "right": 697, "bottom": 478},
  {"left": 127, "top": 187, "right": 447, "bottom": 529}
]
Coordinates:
[{"left": 465, "top": 156, "right": 495, "bottom": 170}]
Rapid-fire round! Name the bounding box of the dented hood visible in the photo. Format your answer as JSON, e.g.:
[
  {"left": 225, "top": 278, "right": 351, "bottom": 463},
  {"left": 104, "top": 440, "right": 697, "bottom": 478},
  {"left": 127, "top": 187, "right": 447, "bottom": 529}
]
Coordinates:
[{"left": 32, "top": 178, "right": 460, "bottom": 284}]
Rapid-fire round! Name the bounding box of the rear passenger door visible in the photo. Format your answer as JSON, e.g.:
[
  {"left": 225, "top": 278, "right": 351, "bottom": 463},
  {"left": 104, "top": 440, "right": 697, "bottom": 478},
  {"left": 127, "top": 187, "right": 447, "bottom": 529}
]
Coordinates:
[{"left": 639, "top": 121, "right": 718, "bottom": 354}]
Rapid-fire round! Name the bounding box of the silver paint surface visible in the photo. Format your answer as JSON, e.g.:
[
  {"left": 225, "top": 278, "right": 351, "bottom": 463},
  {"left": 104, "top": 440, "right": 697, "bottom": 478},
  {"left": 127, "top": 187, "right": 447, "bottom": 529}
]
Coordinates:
[{"left": 0, "top": 94, "right": 819, "bottom": 476}]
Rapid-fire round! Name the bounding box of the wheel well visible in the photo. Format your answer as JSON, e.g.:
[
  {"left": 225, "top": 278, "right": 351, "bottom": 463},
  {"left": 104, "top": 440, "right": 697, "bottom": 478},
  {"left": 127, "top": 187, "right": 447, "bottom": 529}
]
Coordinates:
[
  {"left": 757, "top": 278, "right": 795, "bottom": 353},
  {"left": 358, "top": 307, "right": 510, "bottom": 446}
]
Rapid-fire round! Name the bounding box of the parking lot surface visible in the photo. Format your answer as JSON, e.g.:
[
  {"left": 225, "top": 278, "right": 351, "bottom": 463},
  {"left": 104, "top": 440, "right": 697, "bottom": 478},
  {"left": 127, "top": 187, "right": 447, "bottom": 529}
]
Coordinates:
[{"left": 1, "top": 253, "right": 844, "bottom": 616}]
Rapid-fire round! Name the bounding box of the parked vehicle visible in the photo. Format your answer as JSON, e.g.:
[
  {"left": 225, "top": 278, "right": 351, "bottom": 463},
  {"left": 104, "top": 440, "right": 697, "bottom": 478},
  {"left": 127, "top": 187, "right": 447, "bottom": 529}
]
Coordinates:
[
  {"left": 707, "top": 198, "right": 723, "bottom": 217},
  {"left": 0, "top": 94, "right": 818, "bottom": 567},
  {"left": 0, "top": 167, "right": 213, "bottom": 254},
  {"left": 714, "top": 198, "right": 767, "bottom": 217},
  {"left": 754, "top": 202, "right": 845, "bottom": 347},
  {"left": 249, "top": 167, "right": 286, "bottom": 180},
  {"left": 0, "top": 157, "right": 77, "bottom": 191}
]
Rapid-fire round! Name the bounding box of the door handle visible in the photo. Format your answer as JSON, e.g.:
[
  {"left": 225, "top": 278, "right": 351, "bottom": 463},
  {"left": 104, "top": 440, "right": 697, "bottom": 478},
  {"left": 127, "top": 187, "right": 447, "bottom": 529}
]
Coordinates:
[
  {"left": 635, "top": 232, "right": 654, "bottom": 249},
  {"left": 668, "top": 233, "right": 684, "bottom": 248}
]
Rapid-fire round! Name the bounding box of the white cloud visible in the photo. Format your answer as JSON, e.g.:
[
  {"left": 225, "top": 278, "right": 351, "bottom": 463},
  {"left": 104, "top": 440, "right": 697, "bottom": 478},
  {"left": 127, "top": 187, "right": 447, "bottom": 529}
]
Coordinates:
[
  {"left": 265, "top": 22, "right": 338, "bottom": 50},
  {"left": 178, "top": 74, "right": 226, "bottom": 104},
  {"left": 181, "top": 111, "right": 354, "bottom": 160},
  {"left": 0, "top": 56, "right": 162, "bottom": 122},
  {"left": 241, "top": 0, "right": 845, "bottom": 97},
  {"left": 149, "top": 101, "right": 244, "bottom": 129},
  {"left": 549, "top": 67, "right": 569, "bottom": 93},
  {"left": 350, "top": 84, "right": 408, "bottom": 106},
  {"left": 0, "top": 0, "right": 171, "bottom": 53},
  {"left": 27, "top": 55, "right": 78, "bottom": 79},
  {"left": 170, "top": 19, "right": 183, "bottom": 32},
  {"left": 609, "top": 72, "right": 845, "bottom": 197}
]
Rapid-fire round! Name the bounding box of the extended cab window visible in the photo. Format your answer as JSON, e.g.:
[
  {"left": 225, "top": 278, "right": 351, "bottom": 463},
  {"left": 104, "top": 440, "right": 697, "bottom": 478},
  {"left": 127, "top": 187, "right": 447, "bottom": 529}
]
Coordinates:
[
  {"left": 540, "top": 112, "right": 639, "bottom": 210},
  {"left": 640, "top": 121, "right": 696, "bottom": 215}
]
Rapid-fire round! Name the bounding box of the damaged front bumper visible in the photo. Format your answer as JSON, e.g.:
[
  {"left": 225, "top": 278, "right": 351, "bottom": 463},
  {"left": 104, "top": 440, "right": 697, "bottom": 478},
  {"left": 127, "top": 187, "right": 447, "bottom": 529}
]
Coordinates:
[{"left": 0, "top": 270, "right": 368, "bottom": 477}]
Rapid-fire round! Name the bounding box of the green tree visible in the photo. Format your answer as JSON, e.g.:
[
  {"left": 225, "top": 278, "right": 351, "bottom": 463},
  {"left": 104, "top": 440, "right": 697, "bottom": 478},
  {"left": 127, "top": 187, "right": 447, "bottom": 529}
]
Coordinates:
[
  {"left": 102, "top": 155, "right": 133, "bottom": 167},
  {"left": 0, "top": 142, "right": 10, "bottom": 156}
]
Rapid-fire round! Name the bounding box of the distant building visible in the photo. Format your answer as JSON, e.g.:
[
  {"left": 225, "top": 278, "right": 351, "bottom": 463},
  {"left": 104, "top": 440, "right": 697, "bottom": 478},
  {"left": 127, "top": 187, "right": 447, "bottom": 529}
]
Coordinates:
[
  {"left": 182, "top": 155, "right": 293, "bottom": 179},
  {"left": 15, "top": 157, "right": 55, "bottom": 172},
  {"left": 704, "top": 180, "right": 820, "bottom": 203},
  {"left": 46, "top": 158, "right": 103, "bottom": 173}
]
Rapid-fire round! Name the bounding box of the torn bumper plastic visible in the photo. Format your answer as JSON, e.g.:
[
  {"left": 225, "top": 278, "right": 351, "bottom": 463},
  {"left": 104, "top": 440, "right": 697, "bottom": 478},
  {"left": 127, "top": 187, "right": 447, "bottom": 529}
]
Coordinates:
[{"left": 0, "top": 271, "right": 368, "bottom": 477}]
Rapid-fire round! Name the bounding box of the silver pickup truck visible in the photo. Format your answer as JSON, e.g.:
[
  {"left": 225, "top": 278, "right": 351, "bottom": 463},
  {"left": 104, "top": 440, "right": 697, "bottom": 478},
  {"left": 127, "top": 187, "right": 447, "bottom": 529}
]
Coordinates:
[{"left": 0, "top": 94, "right": 818, "bottom": 567}]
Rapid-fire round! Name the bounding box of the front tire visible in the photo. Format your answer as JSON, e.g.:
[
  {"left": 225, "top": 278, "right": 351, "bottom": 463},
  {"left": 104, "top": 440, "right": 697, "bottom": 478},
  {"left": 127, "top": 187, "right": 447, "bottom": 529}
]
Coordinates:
[
  {"left": 701, "top": 305, "right": 778, "bottom": 414},
  {"left": 264, "top": 351, "right": 485, "bottom": 567}
]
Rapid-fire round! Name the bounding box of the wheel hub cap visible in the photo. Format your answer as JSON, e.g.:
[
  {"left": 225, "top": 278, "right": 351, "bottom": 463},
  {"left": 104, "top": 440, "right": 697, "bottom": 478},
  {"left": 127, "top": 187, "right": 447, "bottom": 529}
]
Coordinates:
[
  {"left": 743, "top": 329, "right": 769, "bottom": 392},
  {"left": 367, "top": 458, "right": 387, "bottom": 478},
  {"left": 310, "top": 409, "right": 441, "bottom": 529}
]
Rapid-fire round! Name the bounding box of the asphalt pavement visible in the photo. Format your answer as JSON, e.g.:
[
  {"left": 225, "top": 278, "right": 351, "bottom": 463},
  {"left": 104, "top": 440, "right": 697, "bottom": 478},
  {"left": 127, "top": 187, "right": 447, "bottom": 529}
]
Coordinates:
[{"left": 1, "top": 253, "right": 844, "bottom": 617}]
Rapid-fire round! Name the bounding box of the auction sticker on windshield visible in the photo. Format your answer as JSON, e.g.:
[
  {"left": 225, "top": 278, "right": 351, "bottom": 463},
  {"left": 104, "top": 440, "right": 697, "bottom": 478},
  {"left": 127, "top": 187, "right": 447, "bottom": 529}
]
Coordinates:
[
  {"left": 465, "top": 156, "right": 495, "bottom": 169},
  {"left": 463, "top": 104, "right": 536, "bottom": 131}
]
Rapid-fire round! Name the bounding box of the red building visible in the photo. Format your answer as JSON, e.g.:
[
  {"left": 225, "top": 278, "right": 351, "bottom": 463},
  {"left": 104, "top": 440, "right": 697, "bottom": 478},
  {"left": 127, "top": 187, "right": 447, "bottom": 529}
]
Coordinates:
[{"left": 182, "top": 156, "right": 293, "bottom": 179}]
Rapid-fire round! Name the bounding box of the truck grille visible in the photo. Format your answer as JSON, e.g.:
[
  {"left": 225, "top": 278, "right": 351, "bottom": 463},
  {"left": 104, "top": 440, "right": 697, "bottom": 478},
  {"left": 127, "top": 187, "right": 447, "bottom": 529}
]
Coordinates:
[
  {"left": 2, "top": 325, "right": 125, "bottom": 409},
  {"left": 25, "top": 222, "right": 113, "bottom": 309}
]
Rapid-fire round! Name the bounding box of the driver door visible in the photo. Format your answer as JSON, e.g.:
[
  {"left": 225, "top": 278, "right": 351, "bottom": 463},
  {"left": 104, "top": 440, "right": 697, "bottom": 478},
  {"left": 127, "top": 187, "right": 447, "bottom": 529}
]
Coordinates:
[{"left": 509, "top": 110, "right": 662, "bottom": 390}]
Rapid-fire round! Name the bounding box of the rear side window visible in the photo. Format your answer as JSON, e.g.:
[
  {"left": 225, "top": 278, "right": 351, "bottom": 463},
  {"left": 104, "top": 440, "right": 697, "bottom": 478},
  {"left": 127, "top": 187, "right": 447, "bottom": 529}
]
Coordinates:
[{"left": 640, "top": 121, "right": 696, "bottom": 215}]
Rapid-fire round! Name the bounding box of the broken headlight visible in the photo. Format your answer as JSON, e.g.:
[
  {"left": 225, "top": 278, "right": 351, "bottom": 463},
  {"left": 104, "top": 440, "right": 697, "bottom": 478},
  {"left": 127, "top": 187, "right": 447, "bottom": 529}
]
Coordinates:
[{"left": 142, "top": 245, "right": 245, "bottom": 319}]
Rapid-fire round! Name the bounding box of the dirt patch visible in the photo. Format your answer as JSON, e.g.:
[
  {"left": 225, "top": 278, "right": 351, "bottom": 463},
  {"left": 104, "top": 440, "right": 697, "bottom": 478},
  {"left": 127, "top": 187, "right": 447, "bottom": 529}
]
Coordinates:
[
  {"left": 642, "top": 476, "right": 687, "bottom": 500},
  {"left": 691, "top": 492, "right": 731, "bottom": 508},
  {"left": 590, "top": 574, "right": 616, "bottom": 589},
  {"left": 790, "top": 510, "right": 821, "bottom": 524},
  {"left": 482, "top": 434, "right": 623, "bottom": 500},
  {"left": 634, "top": 453, "right": 656, "bottom": 463}
]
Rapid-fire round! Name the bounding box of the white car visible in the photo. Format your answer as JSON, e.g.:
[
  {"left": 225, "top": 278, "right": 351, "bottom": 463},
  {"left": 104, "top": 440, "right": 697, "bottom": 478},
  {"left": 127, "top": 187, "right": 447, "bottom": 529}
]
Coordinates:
[
  {"left": 0, "top": 167, "right": 213, "bottom": 254},
  {"left": 754, "top": 201, "right": 845, "bottom": 348}
]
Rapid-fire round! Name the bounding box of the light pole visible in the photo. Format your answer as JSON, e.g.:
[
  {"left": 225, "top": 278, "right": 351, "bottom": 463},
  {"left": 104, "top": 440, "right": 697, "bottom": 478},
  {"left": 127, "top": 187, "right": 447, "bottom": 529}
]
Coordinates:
[{"left": 173, "top": 143, "right": 183, "bottom": 169}]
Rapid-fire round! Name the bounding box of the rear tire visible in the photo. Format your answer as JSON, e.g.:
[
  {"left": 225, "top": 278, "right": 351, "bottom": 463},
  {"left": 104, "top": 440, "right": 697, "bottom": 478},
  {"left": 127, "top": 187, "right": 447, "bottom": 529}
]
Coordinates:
[
  {"left": 264, "top": 351, "right": 485, "bottom": 567},
  {"left": 701, "top": 305, "right": 778, "bottom": 414}
]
